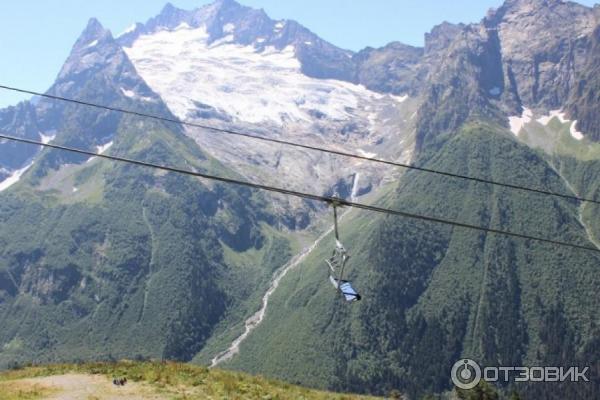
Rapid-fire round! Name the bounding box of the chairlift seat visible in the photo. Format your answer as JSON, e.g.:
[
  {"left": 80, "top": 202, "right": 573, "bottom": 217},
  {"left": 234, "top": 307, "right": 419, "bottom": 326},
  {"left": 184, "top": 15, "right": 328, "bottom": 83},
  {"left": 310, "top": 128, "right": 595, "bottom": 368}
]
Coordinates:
[{"left": 329, "top": 276, "right": 361, "bottom": 302}]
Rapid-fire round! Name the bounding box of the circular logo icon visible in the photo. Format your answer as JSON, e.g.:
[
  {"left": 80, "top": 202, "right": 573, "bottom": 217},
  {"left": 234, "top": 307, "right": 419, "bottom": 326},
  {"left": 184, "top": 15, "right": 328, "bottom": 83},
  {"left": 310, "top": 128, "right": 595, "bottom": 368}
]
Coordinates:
[{"left": 451, "top": 358, "right": 481, "bottom": 390}]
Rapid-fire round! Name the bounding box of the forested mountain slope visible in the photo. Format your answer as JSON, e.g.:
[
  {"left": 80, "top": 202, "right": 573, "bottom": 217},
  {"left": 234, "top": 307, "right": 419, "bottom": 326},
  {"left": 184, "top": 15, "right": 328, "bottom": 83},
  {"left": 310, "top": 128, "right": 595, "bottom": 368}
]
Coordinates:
[{"left": 213, "top": 123, "right": 600, "bottom": 398}]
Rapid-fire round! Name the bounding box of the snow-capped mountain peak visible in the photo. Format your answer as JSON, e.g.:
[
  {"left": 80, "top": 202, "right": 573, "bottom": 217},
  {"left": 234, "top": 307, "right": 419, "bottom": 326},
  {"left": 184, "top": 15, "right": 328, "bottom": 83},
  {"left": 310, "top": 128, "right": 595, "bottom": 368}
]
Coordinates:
[
  {"left": 55, "top": 19, "right": 121, "bottom": 83},
  {"left": 118, "top": 0, "right": 265, "bottom": 47},
  {"left": 123, "top": 19, "right": 407, "bottom": 128},
  {"left": 70, "top": 18, "right": 112, "bottom": 54},
  {"left": 118, "top": 0, "right": 355, "bottom": 81},
  {"left": 1, "top": 0, "right": 412, "bottom": 201},
  {"left": 121, "top": 3, "right": 414, "bottom": 200}
]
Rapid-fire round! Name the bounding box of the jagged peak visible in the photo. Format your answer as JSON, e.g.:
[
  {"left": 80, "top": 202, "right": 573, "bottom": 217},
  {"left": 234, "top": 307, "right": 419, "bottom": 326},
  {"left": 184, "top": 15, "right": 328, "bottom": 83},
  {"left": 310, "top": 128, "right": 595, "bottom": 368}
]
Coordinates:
[
  {"left": 485, "top": 0, "right": 595, "bottom": 36},
  {"left": 199, "top": 0, "right": 256, "bottom": 23},
  {"left": 55, "top": 18, "right": 125, "bottom": 83},
  {"left": 496, "top": 0, "right": 593, "bottom": 15},
  {"left": 212, "top": 0, "right": 242, "bottom": 9},
  {"left": 429, "top": 21, "right": 466, "bottom": 32},
  {"left": 355, "top": 41, "right": 423, "bottom": 59},
  {"left": 83, "top": 18, "right": 109, "bottom": 38},
  {"left": 503, "top": 0, "right": 563, "bottom": 7},
  {"left": 73, "top": 18, "right": 113, "bottom": 51},
  {"left": 159, "top": 2, "right": 182, "bottom": 16},
  {"left": 86, "top": 17, "right": 103, "bottom": 30},
  {"left": 424, "top": 21, "right": 465, "bottom": 54}
]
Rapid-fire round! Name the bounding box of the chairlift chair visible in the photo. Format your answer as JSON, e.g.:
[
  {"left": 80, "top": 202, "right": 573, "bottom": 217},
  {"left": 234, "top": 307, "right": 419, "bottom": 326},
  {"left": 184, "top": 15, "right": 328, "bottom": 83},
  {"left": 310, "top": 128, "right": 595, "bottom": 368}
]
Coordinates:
[{"left": 325, "top": 200, "right": 361, "bottom": 302}]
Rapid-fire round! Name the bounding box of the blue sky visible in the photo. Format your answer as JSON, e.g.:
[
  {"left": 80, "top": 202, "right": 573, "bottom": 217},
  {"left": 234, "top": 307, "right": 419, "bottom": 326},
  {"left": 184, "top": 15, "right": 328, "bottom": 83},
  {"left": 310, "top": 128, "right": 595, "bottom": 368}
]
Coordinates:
[{"left": 0, "top": 0, "right": 596, "bottom": 107}]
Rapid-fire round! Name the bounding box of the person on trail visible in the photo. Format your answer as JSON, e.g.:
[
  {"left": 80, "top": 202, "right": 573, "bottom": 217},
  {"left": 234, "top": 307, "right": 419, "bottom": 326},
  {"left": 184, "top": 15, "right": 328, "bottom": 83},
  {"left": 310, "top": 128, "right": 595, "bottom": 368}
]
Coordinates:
[{"left": 113, "top": 377, "right": 127, "bottom": 386}]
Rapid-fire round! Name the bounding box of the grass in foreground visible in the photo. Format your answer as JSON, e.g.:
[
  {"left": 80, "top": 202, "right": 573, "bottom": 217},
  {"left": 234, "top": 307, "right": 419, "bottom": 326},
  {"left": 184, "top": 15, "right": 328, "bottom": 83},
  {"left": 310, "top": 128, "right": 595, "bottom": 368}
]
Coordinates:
[
  {"left": 0, "top": 381, "right": 56, "bottom": 400},
  {"left": 0, "top": 360, "right": 380, "bottom": 399}
]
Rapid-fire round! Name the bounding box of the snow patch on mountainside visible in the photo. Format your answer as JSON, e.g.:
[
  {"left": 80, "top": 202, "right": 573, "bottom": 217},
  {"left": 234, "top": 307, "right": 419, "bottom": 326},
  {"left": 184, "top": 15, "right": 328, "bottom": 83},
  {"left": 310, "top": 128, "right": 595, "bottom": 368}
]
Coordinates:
[
  {"left": 124, "top": 24, "right": 395, "bottom": 126},
  {"left": 508, "top": 107, "right": 533, "bottom": 136},
  {"left": 121, "top": 88, "right": 136, "bottom": 98},
  {"left": 223, "top": 23, "right": 235, "bottom": 33},
  {"left": 570, "top": 121, "right": 584, "bottom": 140},
  {"left": 40, "top": 132, "right": 56, "bottom": 144},
  {"left": 0, "top": 160, "right": 34, "bottom": 192},
  {"left": 87, "top": 141, "right": 114, "bottom": 163},
  {"left": 390, "top": 94, "right": 408, "bottom": 103},
  {"left": 120, "top": 87, "right": 154, "bottom": 102},
  {"left": 97, "top": 141, "right": 113, "bottom": 154},
  {"left": 357, "top": 149, "right": 377, "bottom": 158},
  {"left": 119, "top": 24, "right": 137, "bottom": 37},
  {"left": 536, "top": 109, "right": 584, "bottom": 140}
]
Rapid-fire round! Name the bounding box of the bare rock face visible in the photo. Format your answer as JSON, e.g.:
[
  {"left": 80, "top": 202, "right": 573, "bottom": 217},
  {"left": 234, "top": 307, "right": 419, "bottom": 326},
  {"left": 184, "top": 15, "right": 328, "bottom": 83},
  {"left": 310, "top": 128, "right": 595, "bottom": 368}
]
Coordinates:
[
  {"left": 566, "top": 24, "right": 600, "bottom": 141},
  {"left": 489, "top": 0, "right": 596, "bottom": 112},
  {"left": 424, "top": 21, "right": 466, "bottom": 55},
  {"left": 20, "top": 264, "right": 82, "bottom": 305},
  {"left": 414, "top": 22, "right": 509, "bottom": 151},
  {"left": 399, "top": 0, "right": 600, "bottom": 150},
  {"left": 352, "top": 22, "right": 466, "bottom": 98},
  {"left": 354, "top": 42, "right": 424, "bottom": 95},
  {"left": 43, "top": 18, "right": 162, "bottom": 113},
  {"left": 0, "top": 102, "right": 41, "bottom": 171}
]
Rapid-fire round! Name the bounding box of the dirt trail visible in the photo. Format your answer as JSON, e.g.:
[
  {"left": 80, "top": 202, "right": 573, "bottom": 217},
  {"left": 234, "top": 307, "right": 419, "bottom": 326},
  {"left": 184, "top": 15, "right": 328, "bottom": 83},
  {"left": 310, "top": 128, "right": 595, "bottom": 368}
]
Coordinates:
[{"left": 11, "top": 373, "right": 165, "bottom": 400}]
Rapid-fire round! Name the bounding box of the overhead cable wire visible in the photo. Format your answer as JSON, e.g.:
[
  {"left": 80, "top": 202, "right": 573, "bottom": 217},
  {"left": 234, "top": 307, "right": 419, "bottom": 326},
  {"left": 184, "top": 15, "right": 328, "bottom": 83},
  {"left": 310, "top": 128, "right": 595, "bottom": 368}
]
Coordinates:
[
  {"left": 1, "top": 133, "right": 599, "bottom": 254},
  {"left": 1, "top": 84, "right": 599, "bottom": 206}
]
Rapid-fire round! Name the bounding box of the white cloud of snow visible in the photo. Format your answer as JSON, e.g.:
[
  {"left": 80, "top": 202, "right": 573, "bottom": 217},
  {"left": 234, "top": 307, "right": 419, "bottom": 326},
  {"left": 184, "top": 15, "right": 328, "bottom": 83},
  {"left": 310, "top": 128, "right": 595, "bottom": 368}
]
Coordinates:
[
  {"left": 357, "top": 149, "right": 377, "bottom": 158},
  {"left": 120, "top": 87, "right": 155, "bottom": 102},
  {"left": 0, "top": 160, "right": 34, "bottom": 192},
  {"left": 508, "top": 107, "right": 533, "bottom": 136},
  {"left": 40, "top": 131, "right": 56, "bottom": 144},
  {"left": 118, "top": 24, "right": 137, "bottom": 37},
  {"left": 223, "top": 23, "right": 235, "bottom": 33},
  {"left": 570, "top": 121, "right": 584, "bottom": 140},
  {"left": 124, "top": 24, "right": 396, "bottom": 126},
  {"left": 390, "top": 94, "right": 408, "bottom": 103},
  {"left": 97, "top": 141, "right": 113, "bottom": 155},
  {"left": 121, "top": 88, "right": 136, "bottom": 98}
]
